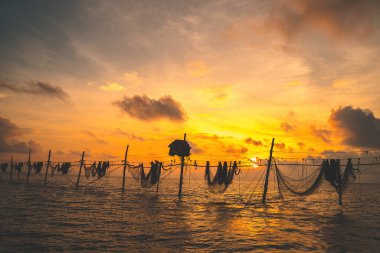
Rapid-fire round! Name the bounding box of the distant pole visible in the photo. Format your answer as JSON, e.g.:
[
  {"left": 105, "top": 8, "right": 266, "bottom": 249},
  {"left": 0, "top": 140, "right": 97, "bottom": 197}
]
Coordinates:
[
  {"left": 262, "top": 138, "right": 275, "bottom": 204},
  {"left": 10, "top": 155, "right": 13, "bottom": 182},
  {"left": 178, "top": 133, "right": 186, "bottom": 200},
  {"left": 75, "top": 151, "right": 85, "bottom": 188},
  {"left": 122, "top": 145, "right": 129, "bottom": 192},
  {"left": 44, "top": 150, "right": 51, "bottom": 186},
  {"left": 26, "top": 149, "right": 32, "bottom": 184}
]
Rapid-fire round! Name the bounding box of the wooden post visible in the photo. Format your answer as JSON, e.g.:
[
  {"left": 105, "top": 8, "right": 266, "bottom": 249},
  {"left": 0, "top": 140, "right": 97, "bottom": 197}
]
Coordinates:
[
  {"left": 75, "top": 151, "right": 85, "bottom": 188},
  {"left": 26, "top": 149, "right": 31, "bottom": 184},
  {"left": 122, "top": 145, "right": 129, "bottom": 192},
  {"left": 44, "top": 150, "right": 51, "bottom": 186},
  {"left": 178, "top": 133, "right": 186, "bottom": 200},
  {"left": 262, "top": 138, "right": 275, "bottom": 204},
  {"left": 338, "top": 159, "right": 343, "bottom": 206},
  {"left": 156, "top": 162, "right": 162, "bottom": 193},
  {"left": 10, "top": 155, "right": 13, "bottom": 182}
]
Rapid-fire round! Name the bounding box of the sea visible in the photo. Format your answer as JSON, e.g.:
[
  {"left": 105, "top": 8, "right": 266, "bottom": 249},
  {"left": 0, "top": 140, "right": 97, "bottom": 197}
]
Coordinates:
[{"left": 0, "top": 168, "right": 379, "bottom": 252}]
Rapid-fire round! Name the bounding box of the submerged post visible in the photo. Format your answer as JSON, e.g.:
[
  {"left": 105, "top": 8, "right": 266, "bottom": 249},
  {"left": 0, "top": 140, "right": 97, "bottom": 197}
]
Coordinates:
[
  {"left": 75, "top": 151, "right": 85, "bottom": 188},
  {"left": 178, "top": 133, "right": 186, "bottom": 200},
  {"left": 262, "top": 138, "right": 275, "bottom": 204},
  {"left": 44, "top": 150, "right": 51, "bottom": 186},
  {"left": 122, "top": 145, "right": 129, "bottom": 192},
  {"left": 10, "top": 155, "right": 13, "bottom": 182},
  {"left": 26, "top": 149, "right": 32, "bottom": 184}
]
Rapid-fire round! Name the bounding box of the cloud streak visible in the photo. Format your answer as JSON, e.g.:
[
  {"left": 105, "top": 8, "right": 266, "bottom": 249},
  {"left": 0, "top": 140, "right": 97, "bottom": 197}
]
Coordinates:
[
  {"left": 0, "top": 80, "right": 70, "bottom": 100},
  {"left": 114, "top": 95, "right": 186, "bottom": 122},
  {"left": 114, "top": 128, "right": 145, "bottom": 141},
  {"left": 245, "top": 138, "right": 263, "bottom": 146},
  {"left": 311, "top": 125, "right": 331, "bottom": 143}
]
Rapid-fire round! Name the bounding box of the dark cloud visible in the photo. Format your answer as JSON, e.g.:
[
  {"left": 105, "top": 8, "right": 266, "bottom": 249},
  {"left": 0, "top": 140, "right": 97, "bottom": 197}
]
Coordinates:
[
  {"left": 311, "top": 125, "right": 331, "bottom": 143},
  {"left": 114, "top": 128, "right": 145, "bottom": 141},
  {"left": 0, "top": 117, "right": 39, "bottom": 153},
  {"left": 245, "top": 138, "right": 263, "bottom": 146},
  {"left": 256, "top": 0, "right": 380, "bottom": 85},
  {"left": 0, "top": 1, "right": 209, "bottom": 81},
  {"left": 297, "top": 141, "right": 305, "bottom": 149},
  {"left": 225, "top": 145, "right": 248, "bottom": 154},
  {"left": 275, "top": 142, "right": 286, "bottom": 150},
  {"left": 280, "top": 122, "right": 295, "bottom": 132},
  {"left": 0, "top": 80, "right": 70, "bottom": 100},
  {"left": 267, "top": 0, "right": 380, "bottom": 42},
  {"left": 187, "top": 141, "right": 203, "bottom": 154},
  {"left": 330, "top": 106, "right": 380, "bottom": 148},
  {"left": 113, "top": 95, "right": 186, "bottom": 122}
]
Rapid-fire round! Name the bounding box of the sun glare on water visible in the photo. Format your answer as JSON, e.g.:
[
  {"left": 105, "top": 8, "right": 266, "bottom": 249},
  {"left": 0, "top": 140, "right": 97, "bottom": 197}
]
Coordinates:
[{"left": 249, "top": 157, "right": 259, "bottom": 168}]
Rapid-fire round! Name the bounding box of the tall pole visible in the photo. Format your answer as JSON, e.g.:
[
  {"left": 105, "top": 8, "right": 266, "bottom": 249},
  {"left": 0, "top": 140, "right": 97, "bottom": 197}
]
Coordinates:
[
  {"left": 26, "top": 149, "right": 31, "bottom": 184},
  {"left": 75, "top": 151, "right": 85, "bottom": 188},
  {"left": 178, "top": 133, "right": 186, "bottom": 200},
  {"left": 10, "top": 155, "right": 13, "bottom": 182},
  {"left": 122, "top": 145, "right": 129, "bottom": 192},
  {"left": 262, "top": 138, "right": 275, "bottom": 204},
  {"left": 44, "top": 150, "right": 51, "bottom": 186}
]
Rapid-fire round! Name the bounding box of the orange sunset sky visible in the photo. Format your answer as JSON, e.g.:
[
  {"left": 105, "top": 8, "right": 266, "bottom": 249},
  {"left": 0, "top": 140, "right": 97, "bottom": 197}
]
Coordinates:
[{"left": 0, "top": 0, "right": 380, "bottom": 163}]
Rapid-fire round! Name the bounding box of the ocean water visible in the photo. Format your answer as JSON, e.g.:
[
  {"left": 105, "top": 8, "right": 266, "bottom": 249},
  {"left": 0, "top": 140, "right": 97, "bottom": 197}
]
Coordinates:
[{"left": 0, "top": 170, "right": 379, "bottom": 252}]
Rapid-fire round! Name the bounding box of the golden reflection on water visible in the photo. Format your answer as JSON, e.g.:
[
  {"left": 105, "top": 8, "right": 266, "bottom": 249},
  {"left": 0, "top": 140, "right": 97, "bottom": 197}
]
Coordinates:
[{"left": 0, "top": 173, "right": 379, "bottom": 252}]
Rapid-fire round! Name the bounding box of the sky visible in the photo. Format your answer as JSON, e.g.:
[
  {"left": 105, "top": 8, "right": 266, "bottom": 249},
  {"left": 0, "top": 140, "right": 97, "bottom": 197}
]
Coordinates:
[{"left": 0, "top": 0, "right": 380, "bottom": 168}]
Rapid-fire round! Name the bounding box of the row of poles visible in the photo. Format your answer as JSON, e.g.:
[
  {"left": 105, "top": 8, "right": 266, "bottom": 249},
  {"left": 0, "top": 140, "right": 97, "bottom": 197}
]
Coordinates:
[{"left": 5, "top": 134, "right": 276, "bottom": 203}]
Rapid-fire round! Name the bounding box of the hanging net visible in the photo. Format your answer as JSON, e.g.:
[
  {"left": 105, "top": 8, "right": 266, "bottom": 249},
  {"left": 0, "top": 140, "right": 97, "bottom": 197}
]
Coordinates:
[
  {"left": 97, "top": 161, "right": 110, "bottom": 179},
  {"left": 128, "top": 161, "right": 162, "bottom": 188},
  {"left": 55, "top": 162, "right": 71, "bottom": 175},
  {"left": 275, "top": 159, "right": 357, "bottom": 197},
  {"left": 15, "top": 162, "right": 23, "bottom": 176},
  {"left": 1, "top": 163, "right": 8, "bottom": 172},
  {"left": 31, "top": 162, "right": 44, "bottom": 174},
  {"left": 84, "top": 162, "right": 96, "bottom": 179},
  {"left": 50, "top": 163, "right": 59, "bottom": 176},
  {"left": 83, "top": 161, "right": 110, "bottom": 179},
  {"left": 275, "top": 160, "right": 326, "bottom": 196},
  {"left": 204, "top": 161, "right": 238, "bottom": 193},
  {"left": 325, "top": 159, "right": 356, "bottom": 193}
]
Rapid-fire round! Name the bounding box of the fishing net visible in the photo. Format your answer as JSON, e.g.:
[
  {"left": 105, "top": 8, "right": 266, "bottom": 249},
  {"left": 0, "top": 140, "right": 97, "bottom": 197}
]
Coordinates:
[
  {"left": 275, "top": 160, "right": 326, "bottom": 196},
  {"left": 15, "top": 162, "right": 23, "bottom": 176},
  {"left": 275, "top": 159, "right": 357, "bottom": 197},
  {"left": 1, "top": 163, "right": 8, "bottom": 172},
  {"left": 325, "top": 159, "right": 356, "bottom": 193},
  {"left": 82, "top": 161, "right": 109, "bottom": 179},
  {"left": 128, "top": 161, "right": 162, "bottom": 188},
  {"left": 204, "top": 161, "right": 238, "bottom": 193},
  {"left": 50, "top": 163, "right": 59, "bottom": 176},
  {"left": 55, "top": 162, "right": 71, "bottom": 175},
  {"left": 84, "top": 162, "right": 96, "bottom": 179},
  {"left": 31, "top": 162, "right": 44, "bottom": 174},
  {"left": 97, "top": 161, "right": 109, "bottom": 179}
]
